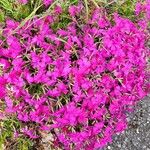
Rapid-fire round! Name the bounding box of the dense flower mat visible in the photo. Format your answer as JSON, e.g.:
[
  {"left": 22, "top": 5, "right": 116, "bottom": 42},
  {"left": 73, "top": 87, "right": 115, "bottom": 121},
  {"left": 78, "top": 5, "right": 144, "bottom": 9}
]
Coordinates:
[{"left": 0, "top": 0, "right": 150, "bottom": 149}]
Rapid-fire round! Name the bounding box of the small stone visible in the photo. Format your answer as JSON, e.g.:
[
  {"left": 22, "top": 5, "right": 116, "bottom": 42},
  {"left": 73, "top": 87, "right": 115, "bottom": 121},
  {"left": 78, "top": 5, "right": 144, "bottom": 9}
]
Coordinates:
[
  {"left": 136, "top": 129, "right": 139, "bottom": 133},
  {"left": 118, "top": 144, "right": 121, "bottom": 148},
  {"left": 107, "top": 146, "right": 111, "bottom": 149}
]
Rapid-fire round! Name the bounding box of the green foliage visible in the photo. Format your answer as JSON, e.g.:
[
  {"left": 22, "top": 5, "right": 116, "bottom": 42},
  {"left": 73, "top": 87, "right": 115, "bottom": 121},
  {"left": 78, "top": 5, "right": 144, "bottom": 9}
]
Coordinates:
[
  {"left": 51, "top": 0, "right": 78, "bottom": 30},
  {"left": 15, "top": 137, "right": 34, "bottom": 150},
  {"left": 0, "top": 9, "right": 4, "bottom": 22},
  {"left": 0, "top": 0, "right": 13, "bottom": 14},
  {"left": 13, "top": 4, "right": 31, "bottom": 20},
  {"left": 0, "top": 0, "right": 31, "bottom": 20},
  {"left": 0, "top": 117, "right": 34, "bottom": 150},
  {"left": 27, "top": 83, "right": 45, "bottom": 97},
  {"left": 103, "top": 0, "right": 137, "bottom": 20},
  {"left": 90, "top": 0, "right": 136, "bottom": 20},
  {"left": 113, "top": 0, "right": 137, "bottom": 20},
  {"left": 0, "top": 118, "right": 17, "bottom": 149}
]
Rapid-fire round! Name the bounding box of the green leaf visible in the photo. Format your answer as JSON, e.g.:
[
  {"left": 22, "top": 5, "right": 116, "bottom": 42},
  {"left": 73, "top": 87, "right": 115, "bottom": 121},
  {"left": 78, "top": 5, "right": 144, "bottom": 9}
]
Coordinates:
[{"left": 0, "top": 10, "right": 4, "bottom": 22}]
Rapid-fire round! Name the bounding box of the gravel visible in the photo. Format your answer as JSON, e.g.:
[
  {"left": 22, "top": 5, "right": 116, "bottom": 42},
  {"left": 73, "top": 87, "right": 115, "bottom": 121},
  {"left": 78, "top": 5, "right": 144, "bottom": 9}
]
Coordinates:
[{"left": 103, "top": 97, "right": 150, "bottom": 150}]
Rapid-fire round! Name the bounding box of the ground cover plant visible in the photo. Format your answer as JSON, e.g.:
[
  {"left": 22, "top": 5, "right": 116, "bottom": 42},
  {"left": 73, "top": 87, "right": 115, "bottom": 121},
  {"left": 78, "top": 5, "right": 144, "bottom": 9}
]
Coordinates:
[{"left": 0, "top": 0, "right": 150, "bottom": 150}]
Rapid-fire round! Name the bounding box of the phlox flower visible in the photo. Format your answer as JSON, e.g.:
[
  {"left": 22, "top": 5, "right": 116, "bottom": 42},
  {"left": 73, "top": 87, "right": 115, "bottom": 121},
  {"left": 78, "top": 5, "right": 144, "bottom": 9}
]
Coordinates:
[
  {"left": 18, "top": 0, "right": 28, "bottom": 4},
  {"left": 0, "top": 2, "right": 149, "bottom": 149},
  {"left": 22, "top": 128, "right": 39, "bottom": 139},
  {"left": 135, "top": 2, "right": 144, "bottom": 15},
  {"left": 43, "top": 0, "right": 53, "bottom": 7}
]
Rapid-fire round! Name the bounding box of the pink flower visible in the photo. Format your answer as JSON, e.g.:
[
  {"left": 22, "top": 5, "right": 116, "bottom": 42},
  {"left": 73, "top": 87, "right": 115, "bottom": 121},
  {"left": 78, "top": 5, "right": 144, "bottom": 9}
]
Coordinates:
[
  {"left": 109, "top": 101, "right": 120, "bottom": 114},
  {"left": 0, "top": 3, "right": 149, "bottom": 149},
  {"left": 14, "top": 131, "right": 19, "bottom": 138},
  {"left": 0, "top": 58, "right": 10, "bottom": 70},
  {"left": 22, "top": 128, "right": 39, "bottom": 139},
  {"left": 18, "top": 113, "right": 29, "bottom": 122},
  {"left": 146, "top": 0, "right": 150, "bottom": 19},
  {"left": 55, "top": 5, "right": 62, "bottom": 14},
  {"left": 98, "top": 17, "right": 109, "bottom": 28},
  {"left": 19, "top": 0, "right": 28, "bottom": 4},
  {"left": 5, "top": 97, "right": 13, "bottom": 108},
  {"left": 115, "top": 120, "right": 127, "bottom": 132},
  {"left": 43, "top": 0, "right": 53, "bottom": 7},
  {"left": 135, "top": 2, "right": 144, "bottom": 15},
  {"left": 69, "top": 5, "right": 81, "bottom": 17},
  {"left": 93, "top": 122, "right": 104, "bottom": 135}
]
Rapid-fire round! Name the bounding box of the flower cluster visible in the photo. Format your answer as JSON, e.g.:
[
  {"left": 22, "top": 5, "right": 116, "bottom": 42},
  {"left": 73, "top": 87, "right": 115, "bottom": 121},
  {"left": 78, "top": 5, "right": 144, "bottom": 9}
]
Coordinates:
[
  {"left": 0, "top": 2, "right": 150, "bottom": 150},
  {"left": 18, "top": 0, "right": 54, "bottom": 6}
]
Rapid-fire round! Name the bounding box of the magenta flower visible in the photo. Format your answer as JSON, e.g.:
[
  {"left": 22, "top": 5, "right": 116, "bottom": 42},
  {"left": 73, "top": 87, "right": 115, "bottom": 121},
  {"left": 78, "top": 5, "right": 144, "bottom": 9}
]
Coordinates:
[
  {"left": 115, "top": 120, "right": 127, "bottom": 132},
  {"left": 69, "top": 5, "right": 81, "bottom": 17},
  {"left": 18, "top": 0, "right": 28, "bottom": 4},
  {"left": 43, "top": 0, "right": 53, "bottom": 7},
  {"left": 0, "top": 2, "right": 149, "bottom": 149},
  {"left": 22, "top": 128, "right": 39, "bottom": 139},
  {"left": 135, "top": 2, "right": 144, "bottom": 15}
]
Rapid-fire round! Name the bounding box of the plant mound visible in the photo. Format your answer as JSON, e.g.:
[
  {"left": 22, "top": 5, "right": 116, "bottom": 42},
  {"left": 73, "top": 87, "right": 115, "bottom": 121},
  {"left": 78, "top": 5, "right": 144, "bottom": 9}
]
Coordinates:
[{"left": 0, "top": 2, "right": 150, "bottom": 150}]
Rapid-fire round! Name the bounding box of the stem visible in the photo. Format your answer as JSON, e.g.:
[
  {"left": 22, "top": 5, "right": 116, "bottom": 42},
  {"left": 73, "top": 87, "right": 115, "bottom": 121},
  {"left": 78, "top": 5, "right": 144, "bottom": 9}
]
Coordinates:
[
  {"left": 91, "top": 0, "right": 100, "bottom": 8},
  {"left": 84, "top": 0, "right": 89, "bottom": 22}
]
